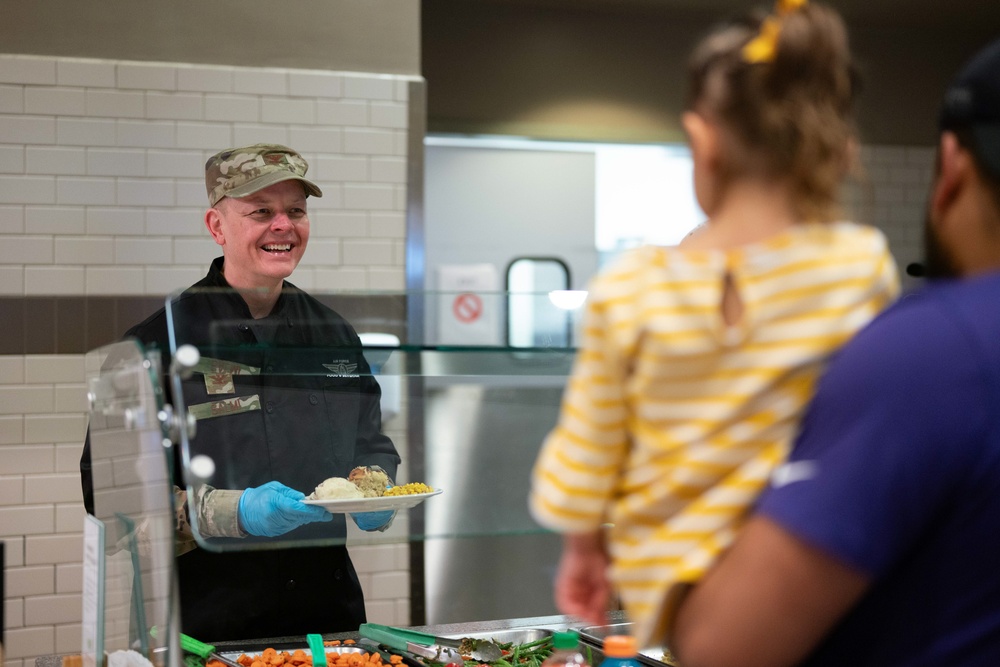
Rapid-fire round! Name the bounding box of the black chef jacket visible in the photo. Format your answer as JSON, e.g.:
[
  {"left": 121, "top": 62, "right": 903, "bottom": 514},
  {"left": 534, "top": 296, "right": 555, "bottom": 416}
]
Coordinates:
[{"left": 80, "top": 257, "right": 401, "bottom": 641}]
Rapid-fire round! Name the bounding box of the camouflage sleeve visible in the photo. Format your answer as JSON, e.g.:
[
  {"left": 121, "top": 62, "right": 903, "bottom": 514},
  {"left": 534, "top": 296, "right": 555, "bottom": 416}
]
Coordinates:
[
  {"left": 173, "top": 484, "right": 247, "bottom": 555},
  {"left": 174, "top": 486, "right": 196, "bottom": 556}
]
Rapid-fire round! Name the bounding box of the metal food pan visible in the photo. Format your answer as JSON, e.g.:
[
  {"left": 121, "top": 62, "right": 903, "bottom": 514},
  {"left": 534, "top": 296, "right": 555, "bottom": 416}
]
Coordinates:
[
  {"left": 440, "top": 628, "right": 553, "bottom": 645},
  {"left": 444, "top": 629, "right": 607, "bottom": 667},
  {"left": 577, "top": 624, "right": 676, "bottom": 667},
  {"left": 577, "top": 622, "right": 632, "bottom": 643}
]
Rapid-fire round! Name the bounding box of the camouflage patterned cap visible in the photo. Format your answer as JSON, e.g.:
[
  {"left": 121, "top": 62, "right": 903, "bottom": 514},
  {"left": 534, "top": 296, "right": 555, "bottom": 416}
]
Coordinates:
[{"left": 205, "top": 144, "right": 323, "bottom": 206}]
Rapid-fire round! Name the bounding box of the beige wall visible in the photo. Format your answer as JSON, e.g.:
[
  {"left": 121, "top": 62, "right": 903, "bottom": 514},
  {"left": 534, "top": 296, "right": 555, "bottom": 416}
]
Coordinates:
[{"left": 0, "top": 0, "right": 420, "bottom": 76}]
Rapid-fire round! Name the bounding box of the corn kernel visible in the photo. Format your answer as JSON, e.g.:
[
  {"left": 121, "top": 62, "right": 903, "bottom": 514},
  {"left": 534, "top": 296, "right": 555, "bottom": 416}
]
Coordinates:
[{"left": 384, "top": 482, "right": 433, "bottom": 496}]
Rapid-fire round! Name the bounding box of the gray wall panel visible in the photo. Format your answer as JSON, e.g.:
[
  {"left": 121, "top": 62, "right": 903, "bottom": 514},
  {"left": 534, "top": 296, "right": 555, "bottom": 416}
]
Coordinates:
[{"left": 0, "top": 0, "right": 420, "bottom": 75}]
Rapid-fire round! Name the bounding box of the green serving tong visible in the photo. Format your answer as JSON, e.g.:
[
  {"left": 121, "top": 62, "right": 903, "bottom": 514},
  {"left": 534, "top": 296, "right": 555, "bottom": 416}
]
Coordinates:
[
  {"left": 360, "top": 623, "right": 503, "bottom": 663},
  {"left": 359, "top": 624, "right": 465, "bottom": 663},
  {"left": 177, "top": 632, "right": 243, "bottom": 667},
  {"left": 149, "top": 626, "right": 242, "bottom": 667},
  {"left": 307, "top": 634, "right": 329, "bottom": 667}
]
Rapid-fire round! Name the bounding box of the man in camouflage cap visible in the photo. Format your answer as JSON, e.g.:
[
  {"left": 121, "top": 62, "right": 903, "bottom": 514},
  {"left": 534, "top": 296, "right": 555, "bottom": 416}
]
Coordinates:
[
  {"left": 201, "top": 144, "right": 324, "bottom": 317},
  {"left": 82, "top": 143, "right": 400, "bottom": 640}
]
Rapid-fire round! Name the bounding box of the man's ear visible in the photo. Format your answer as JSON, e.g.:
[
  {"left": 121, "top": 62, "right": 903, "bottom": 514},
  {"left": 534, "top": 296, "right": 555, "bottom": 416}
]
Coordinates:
[
  {"left": 205, "top": 206, "right": 225, "bottom": 246},
  {"left": 930, "top": 132, "right": 972, "bottom": 225}
]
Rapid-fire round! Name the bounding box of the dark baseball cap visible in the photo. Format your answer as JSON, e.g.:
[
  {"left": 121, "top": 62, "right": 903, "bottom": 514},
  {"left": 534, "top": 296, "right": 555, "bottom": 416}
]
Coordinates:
[
  {"left": 939, "top": 37, "right": 1000, "bottom": 179},
  {"left": 205, "top": 144, "right": 323, "bottom": 206}
]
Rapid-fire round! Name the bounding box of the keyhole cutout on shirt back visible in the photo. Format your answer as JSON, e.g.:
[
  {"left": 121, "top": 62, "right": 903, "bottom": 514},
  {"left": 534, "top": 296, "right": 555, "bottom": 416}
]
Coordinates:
[{"left": 721, "top": 271, "right": 743, "bottom": 327}]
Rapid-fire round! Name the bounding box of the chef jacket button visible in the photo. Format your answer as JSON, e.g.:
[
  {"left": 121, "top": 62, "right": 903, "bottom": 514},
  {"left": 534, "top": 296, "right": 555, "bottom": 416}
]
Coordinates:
[
  {"left": 265, "top": 365, "right": 274, "bottom": 372},
  {"left": 334, "top": 569, "right": 343, "bottom": 581},
  {"left": 285, "top": 579, "right": 296, "bottom": 590},
  {"left": 238, "top": 324, "right": 250, "bottom": 332},
  {"left": 266, "top": 401, "right": 275, "bottom": 413},
  {"left": 309, "top": 394, "right": 319, "bottom": 405}
]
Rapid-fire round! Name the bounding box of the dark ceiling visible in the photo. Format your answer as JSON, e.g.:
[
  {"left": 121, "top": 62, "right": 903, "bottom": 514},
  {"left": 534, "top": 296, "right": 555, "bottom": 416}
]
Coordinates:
[
  {"left": 487, "top": 0, "right": 1000, "bottom": 29},
  {"left": 421, "top": 0, "right": 998, "bottom": 144}
]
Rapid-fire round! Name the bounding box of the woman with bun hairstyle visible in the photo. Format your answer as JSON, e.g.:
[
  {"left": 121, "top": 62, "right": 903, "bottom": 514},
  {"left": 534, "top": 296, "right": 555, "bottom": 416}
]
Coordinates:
[{"left": 529, "top": 0, "right": 899, "bottom": 646}]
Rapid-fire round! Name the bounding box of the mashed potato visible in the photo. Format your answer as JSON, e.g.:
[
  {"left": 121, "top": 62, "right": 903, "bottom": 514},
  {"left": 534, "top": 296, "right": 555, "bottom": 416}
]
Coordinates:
[
  {"left": 308, "top": 466, "right": 391, "bottom": 500},
  {"left": 308, "top": 477, "right": 364, "bottom": 500}
]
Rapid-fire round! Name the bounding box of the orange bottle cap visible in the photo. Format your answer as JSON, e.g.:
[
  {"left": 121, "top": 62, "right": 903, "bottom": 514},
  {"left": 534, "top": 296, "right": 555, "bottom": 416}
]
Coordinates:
[{"left": 603, "top": 635, "right": 637, "bottom": 657}]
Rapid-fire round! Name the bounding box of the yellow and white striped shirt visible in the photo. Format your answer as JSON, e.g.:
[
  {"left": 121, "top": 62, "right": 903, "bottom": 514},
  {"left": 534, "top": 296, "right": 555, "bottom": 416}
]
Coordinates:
[{"left": 529, "top": 221, "right": 899, "bottom": 644}]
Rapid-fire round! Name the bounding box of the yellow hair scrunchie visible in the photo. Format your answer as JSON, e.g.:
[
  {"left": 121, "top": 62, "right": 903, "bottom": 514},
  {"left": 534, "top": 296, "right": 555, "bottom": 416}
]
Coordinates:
[
  {"left": 776, "top": 0, "right": 807, "bottom": 14},
  {"left": 741, "top": 0, "right": 809, "bottom": 64}
]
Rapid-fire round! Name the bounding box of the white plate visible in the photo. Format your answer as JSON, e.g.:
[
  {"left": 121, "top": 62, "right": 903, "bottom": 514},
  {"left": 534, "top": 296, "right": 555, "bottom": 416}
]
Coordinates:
[{"left": 303, "top": 488, "right": 444, "bottom": 513}]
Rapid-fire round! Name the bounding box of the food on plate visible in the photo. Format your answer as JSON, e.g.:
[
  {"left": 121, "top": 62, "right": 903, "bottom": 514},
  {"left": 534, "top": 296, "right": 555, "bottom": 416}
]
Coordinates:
[
  {"left": 308, "top": 477, "right": 364, "bottom": 500},
  {"left": 235, "top": 646, "right": 401, "bottom": 667},
  {"left": 308, "top": 466, "right": 392, "bottom": 500},
  {"left": 237, "top": 647, "right": 312, "bottom": 667},
  {"left": 348, "top": 465, "right": 391, "bottom": 498},
  {"left": 383, "top": 482, "right": 434, "bottom": 496}
]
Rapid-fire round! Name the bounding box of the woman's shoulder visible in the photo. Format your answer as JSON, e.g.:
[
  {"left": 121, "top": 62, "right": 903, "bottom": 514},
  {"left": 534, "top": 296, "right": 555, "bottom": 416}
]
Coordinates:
[
  {"left": 584, "top": 246, "right": 720, "bottom": 314},
  {"left": 751, "top": 221, "right": 892, "bottom": 270},
  {"left": 591, "top": 244, "right": 714, "bottom": 285},
  {"left": 805, "top": 220, "right": 891, "bottom": 254}
]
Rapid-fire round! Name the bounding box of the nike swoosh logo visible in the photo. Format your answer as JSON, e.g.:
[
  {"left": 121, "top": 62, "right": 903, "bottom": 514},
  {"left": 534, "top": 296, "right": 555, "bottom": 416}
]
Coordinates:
[{"left": 771, "top": 460, "right": 818, "bottom": 488}]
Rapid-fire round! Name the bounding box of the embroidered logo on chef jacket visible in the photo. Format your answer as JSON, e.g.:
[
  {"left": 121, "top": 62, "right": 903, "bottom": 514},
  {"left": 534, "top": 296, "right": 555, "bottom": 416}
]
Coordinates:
[
  {"left": 323, "top": 360, "right": 359, "bottom": 377},
  {"left": 192, "top": 357, "right": 260, "bottom": 395},
  {"left": 187, "top": 394, "right": 261, "bottom": 420}
]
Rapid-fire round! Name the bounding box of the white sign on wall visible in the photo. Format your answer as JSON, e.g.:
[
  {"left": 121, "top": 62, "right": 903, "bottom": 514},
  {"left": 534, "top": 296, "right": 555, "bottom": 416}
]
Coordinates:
[
  {"left": 82, "top": 514, "right": 105, "bottom": 667},
  {"left": 435, "top": 264, "right": 501, "bottom": 345}
]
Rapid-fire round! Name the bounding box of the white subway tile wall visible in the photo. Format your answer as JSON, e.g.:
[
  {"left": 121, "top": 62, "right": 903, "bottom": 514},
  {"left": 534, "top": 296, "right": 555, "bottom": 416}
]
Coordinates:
[
  {"left": 0, "top": 53, "right": 419, "bottom": 667},
  {"left": 0, "top": 266, "right": 24, "bottom": 294},
  {"left": 848, "top": 145, "right": 935, "bottom": 285},
  {"left": 0, "top": 53, "right": 411, "bottom": 296}
]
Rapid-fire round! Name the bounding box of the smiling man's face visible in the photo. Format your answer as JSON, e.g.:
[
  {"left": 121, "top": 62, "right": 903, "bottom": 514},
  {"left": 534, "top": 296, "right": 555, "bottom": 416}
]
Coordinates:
[{"left": 206, "top": 179, "right": 311, "bottom": 291}]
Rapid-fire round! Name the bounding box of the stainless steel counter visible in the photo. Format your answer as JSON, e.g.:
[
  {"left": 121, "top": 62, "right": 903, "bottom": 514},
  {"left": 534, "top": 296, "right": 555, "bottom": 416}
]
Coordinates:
[
  {"left": 409, "top": 611, "right": 626, "bottom": 637},
  {"left": 35, "top": 613, "right": 630, "bottom": 667},
  {"left": 211, "top": 611, "right": 627, "bottom": 650}
]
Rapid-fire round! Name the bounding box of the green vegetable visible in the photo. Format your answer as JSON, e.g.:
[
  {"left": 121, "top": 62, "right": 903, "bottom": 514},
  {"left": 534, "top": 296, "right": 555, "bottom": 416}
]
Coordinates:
[{"left": 428, "top": 636, "right": 555, "bottom": 667}]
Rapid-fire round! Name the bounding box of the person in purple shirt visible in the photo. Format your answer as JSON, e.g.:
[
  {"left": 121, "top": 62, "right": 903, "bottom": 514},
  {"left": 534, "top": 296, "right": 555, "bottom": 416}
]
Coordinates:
[{"left": 669, "top": 36, "right": 1000, "bottom": 667}]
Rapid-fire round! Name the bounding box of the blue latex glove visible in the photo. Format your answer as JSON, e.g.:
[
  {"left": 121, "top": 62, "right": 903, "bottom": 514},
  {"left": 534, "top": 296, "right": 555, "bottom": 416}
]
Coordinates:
[
  {"left": 238, "top": 481, "right": 332, "bottom": 537},
  {"left": 351, "top": 509, "right": 396, "bottom": 531},
  {"left": 351, "top": 482, "right": 396, "bottom": 532}
]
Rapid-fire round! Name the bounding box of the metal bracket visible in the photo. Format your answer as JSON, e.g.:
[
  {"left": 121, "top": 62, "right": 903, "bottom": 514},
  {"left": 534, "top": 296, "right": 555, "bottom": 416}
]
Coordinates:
[{"left": 158, "top": 403, "right": 197, "bottom": 445}]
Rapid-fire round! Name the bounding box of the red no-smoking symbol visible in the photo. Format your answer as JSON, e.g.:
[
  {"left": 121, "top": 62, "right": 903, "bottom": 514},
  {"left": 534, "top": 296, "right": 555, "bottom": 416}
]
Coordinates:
[{"left": 452, "top": 292, "right": 483, "bottom": 323}]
